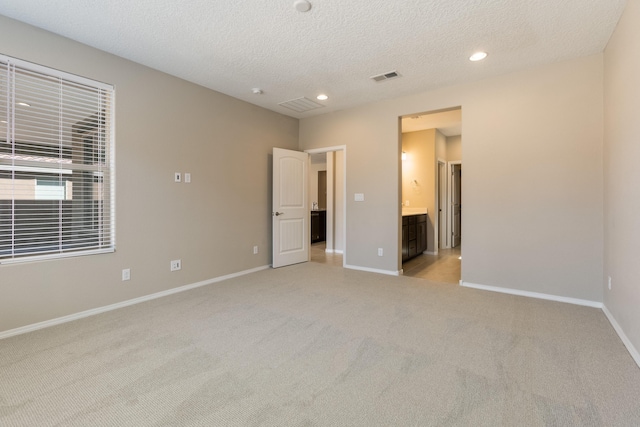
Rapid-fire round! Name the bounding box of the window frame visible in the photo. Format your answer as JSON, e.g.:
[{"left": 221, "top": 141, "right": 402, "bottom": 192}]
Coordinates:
[{"left": 0, "top": 54, "right": 116, "bottom": 264}]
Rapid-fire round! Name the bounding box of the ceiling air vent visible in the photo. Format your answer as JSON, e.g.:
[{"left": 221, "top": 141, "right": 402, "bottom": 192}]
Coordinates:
[
  {"left": 370, "top": 70, "right": 401, "bottom": 82},
  {"left": 278, "top": 97, "right": 325, "bottom": 113}
]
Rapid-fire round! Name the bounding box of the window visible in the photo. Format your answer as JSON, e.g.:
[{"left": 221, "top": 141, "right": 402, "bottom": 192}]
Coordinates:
[{"left": 0, "top": 54, "right": 115, "bottom": 263}]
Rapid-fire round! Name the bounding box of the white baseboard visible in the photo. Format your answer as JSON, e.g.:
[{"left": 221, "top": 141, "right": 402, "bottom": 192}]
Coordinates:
[
  {"left": 325, "top": 249, "right": 344, "bottom": 254},
  {"left": 461, "top": 281, "right": 603, "bottom": 308},
  {"left": 602, "top": 305, "right": 640, "bottom": 369},
  {"left": 0, "top": 265, "right": 270, "bottom": 340},
  {"left": 424, "top": 251, "right": 437, "bottom": 256},
  {"left": 344, "top": 264, "right": 401, "bottom": 276}
]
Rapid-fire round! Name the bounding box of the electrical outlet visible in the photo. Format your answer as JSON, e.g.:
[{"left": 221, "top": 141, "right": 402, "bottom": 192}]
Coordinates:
[
  {"left": 253, "top": 245, "right": 258, "bottom": 255},
  {"left": 174, "top": 172, "right": 181, "bottom": 183},
  {"left": 170, "top": 259, "right": 181, "bottom": 271},
  {"left": 184, "top": 173, "right": 191, "bottom": 183},
  {"left": 122, "top": 268, "right": 130, "bottom": 281},
  {"left": 378, "top": 248, "right": 383, "bottom": 256},
  {"left": 608, "top": 276, "right": 612, "bottom": 290}
]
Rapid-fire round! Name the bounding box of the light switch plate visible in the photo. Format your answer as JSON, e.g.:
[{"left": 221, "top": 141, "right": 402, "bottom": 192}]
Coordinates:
[
  {"left": 354, "top": 193, "right": 365, "bottom": 202},
  {"left": 184, "top": 173, "right": 191, "bottom": 183}
]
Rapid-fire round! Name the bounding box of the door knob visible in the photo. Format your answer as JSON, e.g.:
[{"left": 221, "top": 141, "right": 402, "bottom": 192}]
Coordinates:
[{"left": 273, "top": 212, "right": 285, "bottom": 216}]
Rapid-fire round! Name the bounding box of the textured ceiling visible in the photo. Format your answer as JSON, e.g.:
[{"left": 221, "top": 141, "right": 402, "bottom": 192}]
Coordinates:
[{"left": 0, "top": 0, "right": 627, "bottom": 119}]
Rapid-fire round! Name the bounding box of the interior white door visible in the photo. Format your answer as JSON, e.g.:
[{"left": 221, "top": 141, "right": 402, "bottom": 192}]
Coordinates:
[{"left": 272, "top": 147, "right": 309, "bottom": 268}]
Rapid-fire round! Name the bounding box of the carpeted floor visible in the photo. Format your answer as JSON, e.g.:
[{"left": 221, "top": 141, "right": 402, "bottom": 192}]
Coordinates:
[{"left": 1, "top": 262, "right": 639, "bottom": 426}]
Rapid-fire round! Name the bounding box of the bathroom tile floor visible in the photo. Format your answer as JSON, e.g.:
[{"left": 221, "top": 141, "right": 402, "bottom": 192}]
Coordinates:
[
  {"left": 310, "top": 242, "right": 343, "bottom": 267},
  {"left": 402, "top": 246, "right": 461, "bottom": 284},
  {"left": 311, "top": 241, "right": 461, "bottom": 285}
]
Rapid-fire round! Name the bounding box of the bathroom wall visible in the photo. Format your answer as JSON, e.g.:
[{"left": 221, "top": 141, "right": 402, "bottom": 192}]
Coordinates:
[
  {"left": 446, "top": 135, "right": 462, "bottom": 161},
  {"left": 309, "top": 154, "right": 327, "bottom": 210},
  {"left": 402, "top": 129, "right": 436, "bottom": 253}
]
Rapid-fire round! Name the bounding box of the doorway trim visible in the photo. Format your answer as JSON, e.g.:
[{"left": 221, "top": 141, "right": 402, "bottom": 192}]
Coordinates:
[
  {"left": 448, "top": 160, "right": 462, "bottom": 248},
  {"left": 437, "top": 158, "right": 448, "bottom": 250},
  {"left": 304, "top": 145, "right": 347, "bottom": 267}
]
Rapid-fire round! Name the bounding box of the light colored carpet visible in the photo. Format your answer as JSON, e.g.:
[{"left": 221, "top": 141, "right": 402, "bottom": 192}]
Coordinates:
[{"left": 1, "top": 262, "right": 639, "bottom": 426}]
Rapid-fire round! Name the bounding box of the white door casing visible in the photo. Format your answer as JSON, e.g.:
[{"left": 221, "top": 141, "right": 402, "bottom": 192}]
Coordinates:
[
  {"left": 438, "top": 160, "right": 448, "bottom": 249},
  {"left": 450, "top": 162, "right": 462, "bottom": 248},
  {"left": 272, "top": 148, "right": 309, "bottom": 268}
]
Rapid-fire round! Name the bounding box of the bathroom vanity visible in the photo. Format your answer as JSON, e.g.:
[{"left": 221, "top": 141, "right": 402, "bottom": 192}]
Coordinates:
[
  {"left": 311, "top": 210, "right": 326, "bottom": 243},
  {"left": 402, "top": 213, "right": 427, "bottom": 262}
]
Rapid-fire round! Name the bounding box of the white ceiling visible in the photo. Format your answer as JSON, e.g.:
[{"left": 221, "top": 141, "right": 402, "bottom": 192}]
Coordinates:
[{"left": 0, "top": 0, "right": 626, "bottom": 119}]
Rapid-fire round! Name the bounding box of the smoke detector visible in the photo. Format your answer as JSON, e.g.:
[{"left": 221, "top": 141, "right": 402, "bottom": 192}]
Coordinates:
[{"left": 294, "top": 1, "right": 312, "bottom": 12}]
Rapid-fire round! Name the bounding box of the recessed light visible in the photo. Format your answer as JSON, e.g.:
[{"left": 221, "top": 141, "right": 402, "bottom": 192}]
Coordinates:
[
  {"left": 294, "top": 0, "right": 312, "bottom": 12},
  {"left": 316, "top": 94, "right": 328, "bottom": 101},
  {"left": 469, "top": 52, "right": 488, "bottom": 62},
  {"left": 18, "top": 102, "right": 31, "bottom": 107}
]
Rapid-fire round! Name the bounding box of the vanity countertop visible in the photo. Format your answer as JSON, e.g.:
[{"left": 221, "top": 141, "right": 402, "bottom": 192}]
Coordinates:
[{"left": 402, "top": 208, "right": 427, "bottom": 217}]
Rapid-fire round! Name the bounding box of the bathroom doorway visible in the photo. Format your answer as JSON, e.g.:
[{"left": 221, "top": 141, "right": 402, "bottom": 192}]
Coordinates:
[
  {"left": 306, "top": 147, "right": 346, "bottom": 267},
  {"left": 400, "top": 107, "right": 462, "bottom": 284}
]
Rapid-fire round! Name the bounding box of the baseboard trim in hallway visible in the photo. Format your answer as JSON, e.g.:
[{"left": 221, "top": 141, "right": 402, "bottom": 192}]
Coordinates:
[
  {"left": 459, "top": 281, "right": 640, "bottom": 368},
  {"left": 344, "top": 264, "right": 401, "bottom": 276},
  {"left": 0, "top": 264, "right": 271, "bottom": 340},
  {"left": 461, "top": 281, "right": 603, "bottom": 308},
  {"left": 602, "top": 305, "right": 640, "bottom": 369}
]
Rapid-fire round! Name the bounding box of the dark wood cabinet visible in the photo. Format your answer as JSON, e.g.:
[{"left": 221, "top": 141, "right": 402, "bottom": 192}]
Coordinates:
[
  {"left": 402, "top": 219, "right": 409, "bottom": 260},
  {"left": 402, "top": 214, "right": 427, "bottom": 262},
  {"left": 417, "top": 216, "right": 427, "bottom": 254},
  {"left": 311, "top": 210, "right": 326, "bottom": 243}
]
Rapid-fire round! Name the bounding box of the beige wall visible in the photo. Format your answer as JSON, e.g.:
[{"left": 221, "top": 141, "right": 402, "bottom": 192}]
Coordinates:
[
  {"left": 402, "top": 130, "right": 434, "bottom": 211},
  {"left": 401, "top": 129, "right": 438, "bottom": 253},
  {"left": 435, "top": 130, "right": 446, "bottom": 163},
  {"left": 309, "top": 156, "right": 327, "bottom": 210},
  {"left": 446, "top": 135, "right": 462, "bottom": 162},
  {"left": 0, "top": 16, "right": 298, "bottom": 332},
  {"left": 604, "top": 1, "right": 640, "bottom": 357},
  {"left": 334, "top": 151, "right": 345, "bottom": 253},
  {"left": 300, "top": 54, "right": 604, "bottom": 301}
]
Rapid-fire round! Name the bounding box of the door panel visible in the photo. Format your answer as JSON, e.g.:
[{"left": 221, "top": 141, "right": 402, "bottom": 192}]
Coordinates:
[{"left": 273, "top": 148, "right": 309, "bottom": 268}]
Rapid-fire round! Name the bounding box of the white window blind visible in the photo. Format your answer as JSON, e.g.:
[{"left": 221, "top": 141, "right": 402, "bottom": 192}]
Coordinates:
[{"left": 0, "top": 54, "right": 115, "bottom": 263}]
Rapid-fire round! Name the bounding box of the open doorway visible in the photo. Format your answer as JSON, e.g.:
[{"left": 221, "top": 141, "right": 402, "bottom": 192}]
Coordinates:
[
  {"left": 400, "top": 108, "right": 462, "bottom": 284},
  {"left": 306, "top": 147, "right": 346, "bottom": 267}
]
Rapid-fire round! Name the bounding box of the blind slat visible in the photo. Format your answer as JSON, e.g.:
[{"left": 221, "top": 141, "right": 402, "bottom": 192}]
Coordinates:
[{"left": 0, "top": 54, "right": 115, "bottom": 263}]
